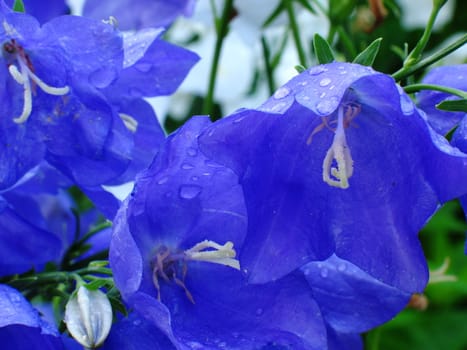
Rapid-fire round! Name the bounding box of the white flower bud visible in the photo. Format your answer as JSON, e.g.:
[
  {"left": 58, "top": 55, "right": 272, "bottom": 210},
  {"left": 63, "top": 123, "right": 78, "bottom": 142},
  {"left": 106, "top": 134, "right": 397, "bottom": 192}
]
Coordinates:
[{"left": 64, "top": 286, "right": 113, "bottom": 349}]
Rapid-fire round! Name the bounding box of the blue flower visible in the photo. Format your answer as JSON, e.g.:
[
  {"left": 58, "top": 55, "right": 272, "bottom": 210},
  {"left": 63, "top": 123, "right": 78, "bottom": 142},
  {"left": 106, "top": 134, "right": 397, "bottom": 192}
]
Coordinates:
[
  {"left": 82, "top": 0, "right": 196, "bottom": 30},
  {"left": 199, "top": 62, "right": 467, "bottom": 293},
  {"left": 416, "top": 64, "right": 467, "bottom": 135},
  {"left": 0, "top": 284, "right": 64, "bottom": 349},
  {"left": 110, "top": 116, "right": 331, "bottom": 349}
]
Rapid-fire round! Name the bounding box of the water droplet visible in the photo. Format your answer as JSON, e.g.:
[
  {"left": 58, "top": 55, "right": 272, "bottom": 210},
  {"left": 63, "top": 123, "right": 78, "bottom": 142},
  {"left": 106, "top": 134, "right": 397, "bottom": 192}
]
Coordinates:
[
  {"left": 320, "top": 92, "right": 326, "bottom": 98},
  {"left": 320, "top": 268, "right": 329, "bottom": 278},
  {"left": 191, "top": 176, "right": 199, "bottom": 181},
  {"left": 337, "top": 263, "right": 346, "bottom": 272},
  {"left": 273, "top": 86, "right": 291, "bottom": 99},
  {"left": 89, "top": 67, "right": 117, "bottom": 88},
  {"left": 134, "top": 63, "right": 152, "bottom": 73},
  {"left": 339, "top": 70, "right": 347, "bottom": 75},
  {"left": 255, "top": 308, "right": 264, "bottom": 316},
  {"left": 179, "top": 185, "right": 202, "bottom": 199},
  {"left": 319, "top": 78, "right": 332, "bottom": 87},
  {"left": 205, "top": 160, "right": 223, "bottom": 168},
  {"left": 181, "top": 163, "right": 194, "bottom": 170},
  {"left": 157, "top": 176, "right": 168, "bottom": 185},
  {"left": 308, "top": 66, "right": 328, "bottom": 76},
  {"left": 187, "top": 147, "right": 197, "bottom": 156},
  {"left": 316, "top": 97, "right": 338, "bottom": 115}
]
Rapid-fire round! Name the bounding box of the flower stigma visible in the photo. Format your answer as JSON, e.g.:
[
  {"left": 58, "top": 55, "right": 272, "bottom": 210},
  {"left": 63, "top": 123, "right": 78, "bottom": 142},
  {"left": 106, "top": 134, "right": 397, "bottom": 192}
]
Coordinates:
[
  {"left": 151, "top": 240, "right": 240, "bottom": 304},
  {"left": 308, "top": 103, "right": 360, "bottom": 189},
  {"left": 3, "top": 39, "right": 70, "bottom": 124}
]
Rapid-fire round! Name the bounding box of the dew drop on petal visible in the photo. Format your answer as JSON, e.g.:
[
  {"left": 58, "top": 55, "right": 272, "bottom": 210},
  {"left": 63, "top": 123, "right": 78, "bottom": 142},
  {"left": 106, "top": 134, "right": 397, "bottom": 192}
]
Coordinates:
[
  {"left": 273, "top": 86, "right": 291, "bottom": 99},
  {"left": 319, "top": 78, "right": 332, "bottom": 87},
  {"left": 316, "top": 96, "right": 339, "bottom": 115},
  {"left": 157, "top": 176, "right": 168, "bottom": 185},
  {"left": 191, "top": 176, "right": 199, "bottom": 181},
  {"left": 181, "top": 163, "right": 194, "bottom": 170},
  {"left": 337, "top": 263, "right": 346, "bottom": 272},
  {"left": 308, "top": 66, "right": 328, "bottom": 76},
  {"left": 187, "top": 147, "right": 198, "bottom": 156},
  {"left": 320, "top": 267, "right": 329, "bottom": 278},
  {"left": 255, "top": 308, "right": 264, "bottom": 316},
  {"left": 179, "top": 185, "right": 202, "bottom": 199}
]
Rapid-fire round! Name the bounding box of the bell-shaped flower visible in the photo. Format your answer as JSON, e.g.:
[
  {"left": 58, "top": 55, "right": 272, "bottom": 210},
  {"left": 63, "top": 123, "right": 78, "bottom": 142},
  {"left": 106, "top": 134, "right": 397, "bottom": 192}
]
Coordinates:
[
  {"left": 0, "top": 284, "right": 64, "bottom": 349},
  {"left": 110, "top": 116, "right": 332, "bottom": 349},
  {"left": 199, "top": 62, "right": 467, "bottom": 294}
]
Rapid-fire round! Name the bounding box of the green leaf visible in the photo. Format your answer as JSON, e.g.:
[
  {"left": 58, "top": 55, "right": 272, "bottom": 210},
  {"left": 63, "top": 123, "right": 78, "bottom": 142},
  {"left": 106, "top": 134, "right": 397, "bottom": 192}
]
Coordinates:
[
  {"left": 262, "top": 2, "right": 285, "bottom": 28},
  {"left": 295, "top": 65, "right": 307, "bottom": 73},
  {"left": 353, "top": 38, "right": 383, "bottom": 66},
  {"left": 294, "top": 0, "right": 316, "bottom": 14},
  {"left": 13, "top": 0, "right": 25, "bottom": 12},
  {"left": 313, "top": 34, "right": 335, "bottom": 64},
  {"left": 437, "top": 99, "right": 467, "bottom": 113}
]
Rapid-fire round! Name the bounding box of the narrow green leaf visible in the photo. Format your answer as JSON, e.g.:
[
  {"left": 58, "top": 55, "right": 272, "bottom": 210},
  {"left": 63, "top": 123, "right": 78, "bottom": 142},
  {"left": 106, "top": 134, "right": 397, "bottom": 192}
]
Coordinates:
[
  {"left": 436, "top": 99, "right": 467, "bottom": 113},
  {"left": 313, "top": 34, "right": 335, "bottom": 64},
  {"left": 13, "top": 0, "right": 25, "bottom": 13},
  {"left": 295, "top": 0, "right": 317, "bottom": 14},
  {"left": 295, "top": 65, "right": 307, "bottom": 73},
  {"left": 262, "top": 2, "right": 286, "bottom": 28},
  {"left": 353, "top": 38, "right": 383, "bottom": 66}
]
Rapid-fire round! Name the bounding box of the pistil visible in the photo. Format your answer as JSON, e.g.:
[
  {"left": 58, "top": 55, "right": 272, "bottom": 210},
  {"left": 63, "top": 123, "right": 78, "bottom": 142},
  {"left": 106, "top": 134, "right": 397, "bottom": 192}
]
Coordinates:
[{"left": 322, "top": 105, "right": 354, "bottom": 189}]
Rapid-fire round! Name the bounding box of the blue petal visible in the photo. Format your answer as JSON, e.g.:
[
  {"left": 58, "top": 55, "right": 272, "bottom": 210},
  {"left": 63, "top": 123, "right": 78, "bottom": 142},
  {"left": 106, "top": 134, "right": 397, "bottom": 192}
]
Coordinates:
[
  {"left": 82, "top": 0, "right": 196, "bottom": 30},
  {"left": 0, "top": 284, "right": 64, "bottom": 349},
  {"left": 417, "top": 64, "right": 467, "bottom": 135},
  {"left": 302, "top": 255, "right": 411, "bottom": 333}
]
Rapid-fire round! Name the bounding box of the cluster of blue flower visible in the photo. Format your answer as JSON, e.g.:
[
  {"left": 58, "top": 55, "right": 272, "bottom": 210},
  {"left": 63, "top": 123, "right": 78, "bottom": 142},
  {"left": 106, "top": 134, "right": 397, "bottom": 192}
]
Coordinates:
[{"left": 0, "top": 1, "right": 466, "bottom": 349}]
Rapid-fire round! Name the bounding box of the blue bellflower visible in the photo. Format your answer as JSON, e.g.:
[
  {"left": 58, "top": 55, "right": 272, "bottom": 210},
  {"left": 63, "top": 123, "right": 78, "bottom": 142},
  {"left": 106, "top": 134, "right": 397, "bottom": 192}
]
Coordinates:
[
  {"left": 0, "top": 284, "right": 64, "bottom": 349},
  {"left": 110, "top": 116, "right": 334, "bottom": 349},
  {"left": 199, "top": 62, "right": 467, "bottom": 295},
  {"left": 0, "top": 3, "right": 126, "bottom": 190},
  {"left": 83, "top": 0, "right": 196, "bottom": 30}
]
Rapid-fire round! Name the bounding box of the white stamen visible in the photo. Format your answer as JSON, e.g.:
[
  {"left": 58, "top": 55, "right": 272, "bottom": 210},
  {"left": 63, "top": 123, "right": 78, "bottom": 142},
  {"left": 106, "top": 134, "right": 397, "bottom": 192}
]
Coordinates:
[
  {"left": 119, "top": 113, "right": 139, "bottom": 133},
  {"left": 10, "top": 59, "right": 69, "bottom": 124},
  {"left": 8, "top": 65, "right": 24, "bottom": 84},
  {"left": 184, "top": 240, "right": 240, "bottom": 270},
  {"left": 322, "top": 105, "right": 354, "bottom": 189}
]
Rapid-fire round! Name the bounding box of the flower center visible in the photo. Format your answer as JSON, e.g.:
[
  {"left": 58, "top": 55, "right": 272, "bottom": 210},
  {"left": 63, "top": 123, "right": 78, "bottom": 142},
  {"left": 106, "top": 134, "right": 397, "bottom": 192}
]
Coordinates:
[
  {"left": 151, "top": 240, "right": 240, "bottom": 304},
  {"left": 307, "top": 103, "right": 360, "bottom": 189},
  {"left": 2, "top": 39, "right": 70, "bottom": 124}
]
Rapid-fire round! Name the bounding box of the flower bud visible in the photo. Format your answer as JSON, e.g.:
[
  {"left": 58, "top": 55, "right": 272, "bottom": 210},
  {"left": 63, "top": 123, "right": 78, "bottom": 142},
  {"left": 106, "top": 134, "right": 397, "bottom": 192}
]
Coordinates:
[{"left": 64, "top": 286, "right": 113, "bottom": 349}]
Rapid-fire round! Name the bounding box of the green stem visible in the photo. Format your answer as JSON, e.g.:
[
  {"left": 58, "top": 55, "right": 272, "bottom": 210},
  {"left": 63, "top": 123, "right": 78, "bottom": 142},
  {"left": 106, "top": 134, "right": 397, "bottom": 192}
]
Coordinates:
[
  {"left": 392, "top": 33, "right": 467, "bottom": 81},
  {"left": 404, "top": 83, "right": 467, "bottom": 99},
  {"left": 285, "top": 0, "right": 307, "bottom": 67},
  {"left": 261, "top": 36, "right": 276, "bottom": 95},
  {"left": 202, "top": 0, "right": 234, "bottom": 120},
  {"left": 366, "top": 327, "right": 382, "bottom": 350},
  {"left": 404, "top": 0, "right": 445, "bottom": 66}
]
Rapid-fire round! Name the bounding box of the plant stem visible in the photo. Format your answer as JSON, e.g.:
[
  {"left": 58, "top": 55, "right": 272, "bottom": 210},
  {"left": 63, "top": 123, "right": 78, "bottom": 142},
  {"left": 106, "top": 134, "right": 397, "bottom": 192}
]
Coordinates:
[
  {"left": 261, "top": 36, "right": 276, "bottom": 95},
  {"left": 404, "top": 83, "right": 467, "bottom": 99},
  {"left": 392, "top": 33, "right": 467, "bottom": 81},
  {"left": 285, "top": 0, "right": 307, "bottom": 67},
  {"left": 202, "top": 0, "right": 234, "bottom": 120}
]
